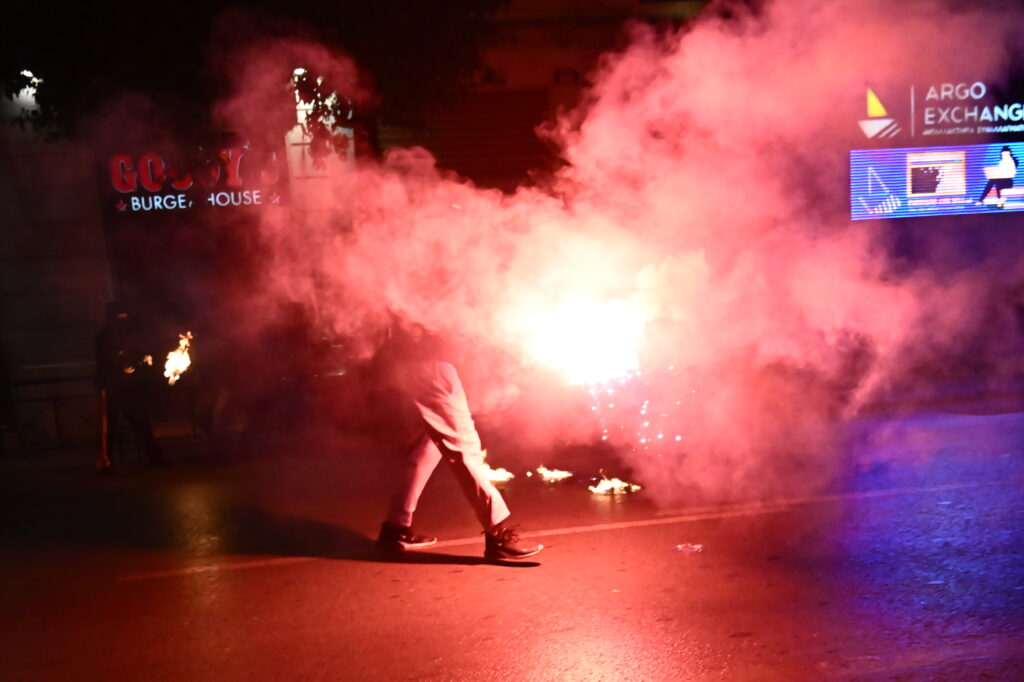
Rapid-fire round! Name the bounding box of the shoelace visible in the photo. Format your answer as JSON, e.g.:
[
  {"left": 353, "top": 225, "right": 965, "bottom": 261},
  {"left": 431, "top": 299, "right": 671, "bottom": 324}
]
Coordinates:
[{"left": 486, "top": 524, "right": 520, "bottom": 543}]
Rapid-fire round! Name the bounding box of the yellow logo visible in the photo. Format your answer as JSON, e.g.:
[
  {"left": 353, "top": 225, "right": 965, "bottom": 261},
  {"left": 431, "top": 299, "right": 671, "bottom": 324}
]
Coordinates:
[{"left": 860, "top": 88, "right": 901, "bottom": 139}]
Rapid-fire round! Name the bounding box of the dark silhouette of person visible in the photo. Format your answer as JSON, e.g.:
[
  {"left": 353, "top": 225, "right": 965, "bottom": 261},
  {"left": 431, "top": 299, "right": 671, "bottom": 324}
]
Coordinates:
[
  {"left": 977, "top": 146, "right": 1019, "bottom": 208},
  {"left": 95, "top": 302, "right": 165, "bottom": 468}
]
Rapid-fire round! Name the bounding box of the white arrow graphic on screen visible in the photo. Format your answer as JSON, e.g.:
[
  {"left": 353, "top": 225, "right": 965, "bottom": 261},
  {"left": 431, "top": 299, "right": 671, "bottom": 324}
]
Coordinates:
[{"left": 860, "top": 166, "right": 902, "bottom": 215}]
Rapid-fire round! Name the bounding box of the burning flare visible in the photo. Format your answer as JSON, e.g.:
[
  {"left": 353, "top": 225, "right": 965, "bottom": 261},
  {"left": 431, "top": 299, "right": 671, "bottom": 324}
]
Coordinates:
[
  {"left": 532, "top": 465, "right": 573, "bottom": 482},
  {"left": 164, "top": 331, "right": 193, "bottom": 385},
  {"left": 588, "top": 475, "right": 642, "bottom": 495},
  {"left": 484, "top": 464, "right": 515, "bottom": 483},
  {"left": 526, "top": 294, "right": 647, "bottom": 386},
  {"left": 481, "top": 450, "right": 514, "bottom": 482}
]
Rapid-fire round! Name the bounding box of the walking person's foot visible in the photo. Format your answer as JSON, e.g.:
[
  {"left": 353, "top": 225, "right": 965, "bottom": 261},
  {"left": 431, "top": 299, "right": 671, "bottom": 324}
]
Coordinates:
[
  {"left": 484, "top": 520, "right": 543, "bottom": 560},
  {"left": 377, "top": 522, "right": 437, "bottom": 551}
]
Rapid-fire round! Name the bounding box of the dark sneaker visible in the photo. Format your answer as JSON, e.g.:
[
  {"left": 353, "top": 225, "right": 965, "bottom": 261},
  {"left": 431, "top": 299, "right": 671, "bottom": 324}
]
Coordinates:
[
  {"left": 484, "top": 522, "right": 543, "bottom": 560},
  {"left": 377, "top": 522, "right": 437, "bottom": 551}
]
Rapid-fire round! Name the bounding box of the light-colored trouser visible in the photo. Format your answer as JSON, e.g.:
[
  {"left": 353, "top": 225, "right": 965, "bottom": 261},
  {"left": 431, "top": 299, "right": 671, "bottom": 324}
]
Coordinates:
[{"left": 387, "top": 361, "right": 511, "bottom": 530}]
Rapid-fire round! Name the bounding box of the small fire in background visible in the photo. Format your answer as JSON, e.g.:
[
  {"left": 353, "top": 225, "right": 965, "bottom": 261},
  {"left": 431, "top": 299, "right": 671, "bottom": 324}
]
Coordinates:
[
  {"left": 481, "top": 450, "right": 515, "bottom": 483},
  {"left": 527, "top": 465, "right": 573, "bottom": 483},
  {"left": 588, "top": 474, "right": 643, "bottom": 495},
  {"left": 164, "top": 331, "right": 193, "bottom": 385},
  {"left": 484, "top": 464, "right": 515, "bottom": 483},
  {"left": 124, "top": 354, "right": 153, "bottom": 375}
]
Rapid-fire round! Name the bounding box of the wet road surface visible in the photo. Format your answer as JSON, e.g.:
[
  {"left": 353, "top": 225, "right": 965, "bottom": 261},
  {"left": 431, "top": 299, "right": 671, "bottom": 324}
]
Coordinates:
[{"left": 1, "top": 407, "right": 1023, "bottom": 681}]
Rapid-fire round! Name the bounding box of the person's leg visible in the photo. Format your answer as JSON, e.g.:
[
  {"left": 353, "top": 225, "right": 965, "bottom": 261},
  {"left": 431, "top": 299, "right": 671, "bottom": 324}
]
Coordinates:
[
  {"left": 136, "top": 420, "right": 164, "bottom": 465},
  {"left": 121, "top": 402, "right": 164, "bottom": 465},
  {"left": 97, "top": 389, "right": 112, "bottom": 471},
  {"left": 106, "top": 392, "right": 129, "bottom": 462},
  {"left": 979, "top": 179, "right": 997, "bottom": 203},
  {"left": 386, "top": 431, "right": 443, "bottom": 528},
  {"left": 996, "top": 178, "right": 1013, "bottom": 207},
  {"left": 399, "top": 360, "right": 541, "bottom": 559},
  {"left": 414, "top": 362, "right": 510, "bottom": 530},
  {"left": 378, "top": 430, "right": 441, "bottom": 550}
]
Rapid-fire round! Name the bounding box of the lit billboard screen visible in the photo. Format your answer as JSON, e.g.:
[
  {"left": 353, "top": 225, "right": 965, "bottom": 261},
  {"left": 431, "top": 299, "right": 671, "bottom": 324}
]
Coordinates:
[{"left": 850, "top": 141, "right": 1024, "bottom": 220}]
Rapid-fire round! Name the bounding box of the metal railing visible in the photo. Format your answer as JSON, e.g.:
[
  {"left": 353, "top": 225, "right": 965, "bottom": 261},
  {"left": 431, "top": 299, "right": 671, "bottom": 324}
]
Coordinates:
[
  {"left": 2, "top": 376, "right": 199, "bottom": 454},
  {"left": 3, "top": 377, "right": 98, "bottom": 451}
]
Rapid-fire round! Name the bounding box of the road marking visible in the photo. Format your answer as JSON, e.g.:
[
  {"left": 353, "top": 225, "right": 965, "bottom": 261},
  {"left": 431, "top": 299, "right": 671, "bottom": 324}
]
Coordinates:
[
  {"left": 118, "top": 556, "right": 322, "bottom": 581},
  {"left": 117, "top": 480, "right": 995, "bottom": 582},
  {"left": 442, "top": 481, "right": 996, "bottom": 545}
]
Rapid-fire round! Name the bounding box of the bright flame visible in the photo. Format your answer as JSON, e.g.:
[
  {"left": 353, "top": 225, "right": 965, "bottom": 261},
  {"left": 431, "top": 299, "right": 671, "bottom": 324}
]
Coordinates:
[
  {"left": 484, "top": 463, "right": 515, "bottom": 482},
  {"left": 481, "top": 449, "right": 514, "bottom": 482},
  {"left": 535, "top": 465, "right": 573, "bottom": 482},
  {"left": 527, "top": 294, "right": 647, "bottom": 386},
  {"left": 588, "top": 475, "right": 642, "bottom": 495},
  {"left": 164, "top": 332, "right": 193, "bottom": 385}
]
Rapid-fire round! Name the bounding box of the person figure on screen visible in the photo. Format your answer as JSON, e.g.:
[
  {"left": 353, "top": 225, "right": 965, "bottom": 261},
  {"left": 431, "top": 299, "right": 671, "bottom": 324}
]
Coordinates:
[
  {"left": 977, "top": 146, "right": 1019, "bottom": 209},
  {"left": 374, "top": 316, "right": 543, "bottom": 561}
]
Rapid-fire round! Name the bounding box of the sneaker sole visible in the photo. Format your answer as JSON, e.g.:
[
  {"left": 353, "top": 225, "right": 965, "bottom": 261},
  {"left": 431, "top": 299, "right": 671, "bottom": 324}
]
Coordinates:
[
  {"left": 379, "top": 538, "right": 438, "bottom": 552},
  {"left": 484, "top": 544, "right": 544, "bottom": 560}
]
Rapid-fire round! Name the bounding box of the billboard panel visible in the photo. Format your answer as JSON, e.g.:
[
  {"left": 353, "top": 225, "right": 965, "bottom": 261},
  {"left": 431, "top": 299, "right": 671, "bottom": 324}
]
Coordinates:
[{"left": 850, "top": 142, "right": 1024, "bottom": 220}]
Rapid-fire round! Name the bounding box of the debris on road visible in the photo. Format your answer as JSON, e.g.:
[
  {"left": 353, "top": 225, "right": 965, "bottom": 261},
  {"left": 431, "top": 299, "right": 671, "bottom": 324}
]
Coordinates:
[{"left": 675, "top": 543, "right": 704, "bottom": 553}]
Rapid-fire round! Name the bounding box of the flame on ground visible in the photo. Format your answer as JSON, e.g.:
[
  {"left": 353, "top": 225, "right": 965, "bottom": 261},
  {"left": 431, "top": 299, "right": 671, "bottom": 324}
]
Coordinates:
[
  {"left": 481, "top": 449, "right": 515, "bottom": 482},
  {"left": 533, "top": 465, "right": 573, "bottom": 482},
  {"left": 484, "top": 463, "right": 515, "bottom": 482},
  {"left": 164, "top": 331, "right": 193, "bottom": 386},
  {"left": 588, "top": 475, "right": 642, "bottom": 495},
  {"left": 524, "top": 294, "right": 647, "bottom": 386}
]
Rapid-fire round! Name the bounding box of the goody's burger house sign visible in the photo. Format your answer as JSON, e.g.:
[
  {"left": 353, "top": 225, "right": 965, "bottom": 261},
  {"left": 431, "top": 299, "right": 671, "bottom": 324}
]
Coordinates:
[{"left": 107, "top": 144, "right": 286, "bottom": 214}]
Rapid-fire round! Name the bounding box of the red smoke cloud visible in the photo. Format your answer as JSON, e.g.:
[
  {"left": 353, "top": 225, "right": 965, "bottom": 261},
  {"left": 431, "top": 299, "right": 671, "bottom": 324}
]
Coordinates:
[{"left": 217, "top": 0, "right": 1024, "bottom": 503}]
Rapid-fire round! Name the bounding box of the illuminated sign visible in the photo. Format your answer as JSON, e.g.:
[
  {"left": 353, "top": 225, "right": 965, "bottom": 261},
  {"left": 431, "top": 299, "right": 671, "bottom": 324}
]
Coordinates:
[
  {"left": 850, "top": 141, "right": 1024, "bottom": 220},
  {"left": 106, "top": 145, "right": 285, "bottom": 214},
  {"left": 856, "top": 82, "right": 1024, "bottom": 142}
]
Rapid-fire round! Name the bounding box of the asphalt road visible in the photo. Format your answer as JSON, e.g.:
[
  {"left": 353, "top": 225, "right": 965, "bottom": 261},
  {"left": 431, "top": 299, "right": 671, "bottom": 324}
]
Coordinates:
[{"left": 1, "top": 406, "right": 1023, "bottom": 681}]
